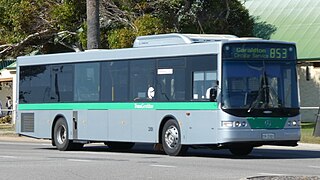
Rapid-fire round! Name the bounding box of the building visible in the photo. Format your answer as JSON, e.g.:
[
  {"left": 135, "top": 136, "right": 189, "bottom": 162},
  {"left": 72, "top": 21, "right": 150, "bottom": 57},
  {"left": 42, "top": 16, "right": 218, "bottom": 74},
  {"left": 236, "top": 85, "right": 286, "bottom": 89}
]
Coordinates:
[
  {"left": 0, "top": 61, "right": 16, "bottom": 123},
  {"left": 243, "top": 0, "right": 320, "bottom": 122}
]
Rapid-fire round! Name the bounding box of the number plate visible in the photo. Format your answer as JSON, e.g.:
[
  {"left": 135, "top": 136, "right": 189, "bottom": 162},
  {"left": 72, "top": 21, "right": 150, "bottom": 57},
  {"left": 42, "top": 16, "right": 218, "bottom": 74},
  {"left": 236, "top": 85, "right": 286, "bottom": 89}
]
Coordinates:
[{"left": 262, "top": 133, "right": 275, "bottom": 140}]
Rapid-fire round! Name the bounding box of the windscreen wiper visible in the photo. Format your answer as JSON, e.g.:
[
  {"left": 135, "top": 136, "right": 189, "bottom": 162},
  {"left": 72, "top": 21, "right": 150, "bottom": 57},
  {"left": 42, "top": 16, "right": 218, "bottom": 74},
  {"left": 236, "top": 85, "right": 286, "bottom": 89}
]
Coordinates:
[{"left": 247, "top": 72, "right": 269, "bottom": 113}]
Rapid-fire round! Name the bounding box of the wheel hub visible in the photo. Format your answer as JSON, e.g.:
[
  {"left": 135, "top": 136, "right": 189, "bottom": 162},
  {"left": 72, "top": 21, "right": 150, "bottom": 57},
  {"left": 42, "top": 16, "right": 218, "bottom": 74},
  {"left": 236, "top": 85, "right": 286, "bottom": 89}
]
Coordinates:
[
  {"left": 164, "top": 125, "right": 179, "bottom": 149},
  {"left": 57, "top": 125, "right": 66, "bottom": 145}
]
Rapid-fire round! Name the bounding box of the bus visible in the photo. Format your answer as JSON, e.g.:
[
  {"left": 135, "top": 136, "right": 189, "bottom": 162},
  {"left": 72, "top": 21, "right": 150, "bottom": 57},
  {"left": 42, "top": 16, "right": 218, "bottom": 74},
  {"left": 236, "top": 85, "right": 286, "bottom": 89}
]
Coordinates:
[{"left": 16, "top": 33, "right": 300, "bottom": 156}]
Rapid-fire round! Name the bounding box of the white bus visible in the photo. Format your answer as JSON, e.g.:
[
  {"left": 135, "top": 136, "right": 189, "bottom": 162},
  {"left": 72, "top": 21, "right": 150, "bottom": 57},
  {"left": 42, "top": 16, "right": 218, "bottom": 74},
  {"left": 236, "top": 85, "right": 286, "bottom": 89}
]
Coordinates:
[{"left": 16, "top": 33, "right": 300, "bottom": 156}]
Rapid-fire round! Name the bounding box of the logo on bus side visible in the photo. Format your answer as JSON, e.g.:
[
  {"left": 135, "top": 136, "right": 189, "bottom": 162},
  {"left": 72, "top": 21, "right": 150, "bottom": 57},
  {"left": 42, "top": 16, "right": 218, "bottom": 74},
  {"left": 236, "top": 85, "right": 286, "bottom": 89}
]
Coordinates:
[
  {"left": 264, "top": 120, "right": 272, "bottom": 128},
  {"left": 134, "top": 103, "right": 154, "bottom": 109}
]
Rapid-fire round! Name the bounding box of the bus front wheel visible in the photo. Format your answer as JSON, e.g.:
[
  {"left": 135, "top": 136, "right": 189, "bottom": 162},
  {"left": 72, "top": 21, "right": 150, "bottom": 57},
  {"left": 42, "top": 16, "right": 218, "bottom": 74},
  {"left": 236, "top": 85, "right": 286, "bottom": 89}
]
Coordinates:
[{"left": 161, "top": 119, "right": 188, "bottom": 156}]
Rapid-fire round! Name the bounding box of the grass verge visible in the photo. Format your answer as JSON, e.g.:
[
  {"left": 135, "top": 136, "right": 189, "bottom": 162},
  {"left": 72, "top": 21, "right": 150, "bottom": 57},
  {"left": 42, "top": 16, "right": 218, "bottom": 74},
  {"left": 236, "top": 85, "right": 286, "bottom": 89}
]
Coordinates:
[
  {"left": 0, "top": 124, "right": 16, "bottom": 136},
  {"left": 301, "top": 122, "right": 320, "bottom": 144}
]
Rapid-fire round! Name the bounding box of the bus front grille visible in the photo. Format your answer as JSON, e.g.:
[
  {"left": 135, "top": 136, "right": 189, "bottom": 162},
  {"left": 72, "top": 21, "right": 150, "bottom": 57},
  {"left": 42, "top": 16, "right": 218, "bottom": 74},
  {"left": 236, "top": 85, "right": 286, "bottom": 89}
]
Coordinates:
[{"left": 21, "top": 113, "right": 34, "bottom": 132}]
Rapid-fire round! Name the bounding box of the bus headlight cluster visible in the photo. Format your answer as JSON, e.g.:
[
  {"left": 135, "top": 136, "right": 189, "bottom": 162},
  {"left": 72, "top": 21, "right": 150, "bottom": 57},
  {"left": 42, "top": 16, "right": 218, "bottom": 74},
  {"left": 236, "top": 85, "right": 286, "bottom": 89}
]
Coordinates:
[
  {"left": 222, "top": 121, "right": 247, "bottom": 128},
  {"left": 287, "top": 120, "right": 299, "bottom": 126}
]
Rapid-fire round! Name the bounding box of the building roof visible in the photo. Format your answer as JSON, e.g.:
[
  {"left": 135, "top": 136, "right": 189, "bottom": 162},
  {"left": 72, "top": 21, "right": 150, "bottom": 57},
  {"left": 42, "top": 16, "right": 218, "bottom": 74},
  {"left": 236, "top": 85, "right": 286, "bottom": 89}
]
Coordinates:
[{"left": 243, "top": 0, "right": 320, "bottom": 60}]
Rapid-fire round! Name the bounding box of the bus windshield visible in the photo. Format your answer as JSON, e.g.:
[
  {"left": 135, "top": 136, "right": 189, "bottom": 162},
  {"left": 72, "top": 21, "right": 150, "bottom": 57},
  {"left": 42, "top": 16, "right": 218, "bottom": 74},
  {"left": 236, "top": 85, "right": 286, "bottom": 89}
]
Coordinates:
[{"left": 222, "top": 60, "right": 299, "bottom": 110}]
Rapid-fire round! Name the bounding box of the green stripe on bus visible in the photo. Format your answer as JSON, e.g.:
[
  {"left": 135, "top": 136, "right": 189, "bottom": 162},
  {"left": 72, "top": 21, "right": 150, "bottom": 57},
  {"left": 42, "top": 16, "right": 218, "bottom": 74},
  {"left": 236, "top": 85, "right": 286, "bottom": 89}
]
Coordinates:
[
  {"left": 18, "top": 102, "right": 218, "bottom": 110},
  {"left": 247, "top": 117, "right": 287, "bottom": 129}
]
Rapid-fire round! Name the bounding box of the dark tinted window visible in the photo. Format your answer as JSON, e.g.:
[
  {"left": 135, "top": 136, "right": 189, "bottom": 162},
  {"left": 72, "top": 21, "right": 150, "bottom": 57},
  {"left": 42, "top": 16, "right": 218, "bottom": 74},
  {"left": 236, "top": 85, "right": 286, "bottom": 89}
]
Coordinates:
[
  {"left": 156, "top": 58, "right": 186, "bottom": 101},
  {"left": 186, "top": 55, "right": 218, "bottom": 101},
  {"left": 74, "top": 63, "right": 100, "bottom": 101},
  {"left": 130, "top": 59, "right": 155, "bottom": 101},
  {"left": 50, "top": 65, "right": 74, "bottom": 102},
  {"left": 101, "top": 61, "right": 129, "bottom": 102},
  {"left": 19, "top": 65, "right": 50, "bottom": 103}
]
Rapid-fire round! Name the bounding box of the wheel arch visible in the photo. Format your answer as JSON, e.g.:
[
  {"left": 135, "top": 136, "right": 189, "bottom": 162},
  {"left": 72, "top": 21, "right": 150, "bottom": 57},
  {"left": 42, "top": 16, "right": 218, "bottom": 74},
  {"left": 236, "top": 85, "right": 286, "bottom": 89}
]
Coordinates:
[
  {"left": 51, "top": 114, "right": 68, "bottom": 146},
  {"left": 158, "top": 115, "right": 178, "bottom": 144}
]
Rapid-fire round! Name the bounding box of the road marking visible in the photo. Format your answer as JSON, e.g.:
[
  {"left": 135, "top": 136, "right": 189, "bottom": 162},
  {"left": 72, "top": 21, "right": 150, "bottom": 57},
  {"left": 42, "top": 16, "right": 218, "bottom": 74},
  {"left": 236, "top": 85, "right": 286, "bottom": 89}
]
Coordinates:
[
  {"left": 309, "top": 166, "right": 320, "bottom": 169},
  {"left": 0, "top": 155, "right": 17, "bottom": 159},
  {"left": 258, "top": 173, "right": 287, "bottom": 176},
  {"left": 150, "top": 164, "right": 176, "bottom": 168},
  {"left": 0, "top": 141, "right": 51, "bottom": 146},
  {"left": 67, "top": 159, "right": 92, "bottom": 162}
]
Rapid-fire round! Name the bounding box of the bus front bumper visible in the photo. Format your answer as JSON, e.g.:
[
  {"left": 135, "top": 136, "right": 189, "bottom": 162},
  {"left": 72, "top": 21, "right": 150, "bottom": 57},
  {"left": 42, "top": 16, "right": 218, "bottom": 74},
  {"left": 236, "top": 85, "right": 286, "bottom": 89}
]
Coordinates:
[{"left": 217, "top": 128, "right": 300, "bottom": 146}]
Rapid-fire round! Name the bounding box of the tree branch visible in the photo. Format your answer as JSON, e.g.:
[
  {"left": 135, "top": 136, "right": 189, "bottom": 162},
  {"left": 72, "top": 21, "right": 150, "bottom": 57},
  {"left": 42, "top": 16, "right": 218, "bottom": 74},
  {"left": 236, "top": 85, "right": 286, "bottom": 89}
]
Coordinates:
[{"left": 0, "top": 29, "right": 56, "bottom": 59}]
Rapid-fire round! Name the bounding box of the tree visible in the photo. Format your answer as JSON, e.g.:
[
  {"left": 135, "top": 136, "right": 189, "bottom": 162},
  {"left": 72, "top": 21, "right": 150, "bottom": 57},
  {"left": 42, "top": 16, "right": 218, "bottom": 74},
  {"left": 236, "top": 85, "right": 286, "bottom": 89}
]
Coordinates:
[
  {"left": 0, "top": 0, "right": 259, "bottom": 59},
  {"left": 253, "top": 17, "right": 277, "bottom": 40},
  {"left": 87, "top": 0, "right": 100, "bottom": 49},
  {"left": 107, "top": 0, "right": 256, "bottom": 49},
  {"left": 0, "top": 0, "right": 86, "bottom": 59}
]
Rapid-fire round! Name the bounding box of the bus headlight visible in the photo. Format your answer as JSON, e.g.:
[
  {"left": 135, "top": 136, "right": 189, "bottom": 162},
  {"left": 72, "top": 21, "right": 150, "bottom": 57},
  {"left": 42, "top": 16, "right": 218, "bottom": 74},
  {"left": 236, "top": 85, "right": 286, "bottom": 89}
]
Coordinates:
[
  {"left": 221, "top": 121, "right": 233, "bottom": 127},
  {"left": 292, "top": 120, "right": 297, "bottom": 126},
  {"left": 287, "top": 120, "right": 299, "bottom": 126},
  {"left": 221, "top": 121, "right": 247, "bottom": 128}
]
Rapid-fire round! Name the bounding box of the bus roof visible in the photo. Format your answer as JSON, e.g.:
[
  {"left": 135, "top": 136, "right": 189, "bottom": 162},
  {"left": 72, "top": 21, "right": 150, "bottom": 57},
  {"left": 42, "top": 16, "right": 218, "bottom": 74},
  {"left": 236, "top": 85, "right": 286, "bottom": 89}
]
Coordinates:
[{"left": 17, "top": 34, "right": 295, "bottom": 66}]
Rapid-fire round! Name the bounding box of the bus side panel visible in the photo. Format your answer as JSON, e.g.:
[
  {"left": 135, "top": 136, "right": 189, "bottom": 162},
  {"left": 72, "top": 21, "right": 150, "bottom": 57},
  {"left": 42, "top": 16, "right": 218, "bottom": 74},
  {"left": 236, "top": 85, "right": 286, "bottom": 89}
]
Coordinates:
[
  {"left": 77, "top": 110, "right": 108, "bottom": 141},
  {"left": 155, "top": 110, "right": 219, "bottom": 145},
  {"left": 18, "top": 110, "right": 72, "bottom": 140},
  {"left": 184, "top": 111, "right": 218, "bottom": 144},
  {"left": 131, "top": 110, "right": 157, "bottom": 143},
  {"left": 108, "top": 110, "right": 131, "bottom": 142}
]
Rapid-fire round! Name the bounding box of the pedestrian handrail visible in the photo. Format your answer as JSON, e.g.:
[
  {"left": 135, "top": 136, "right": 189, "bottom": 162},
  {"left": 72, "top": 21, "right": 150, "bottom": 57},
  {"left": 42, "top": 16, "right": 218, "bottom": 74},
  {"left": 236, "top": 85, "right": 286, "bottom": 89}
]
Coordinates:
[{"left": 300, "top": 107, "right": 320, "bottom": 110}]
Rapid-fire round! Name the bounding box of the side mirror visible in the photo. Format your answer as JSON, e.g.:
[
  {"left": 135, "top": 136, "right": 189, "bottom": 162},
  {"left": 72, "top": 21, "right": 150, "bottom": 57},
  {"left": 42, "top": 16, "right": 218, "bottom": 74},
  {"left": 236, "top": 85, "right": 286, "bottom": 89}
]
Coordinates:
[
  {"left": 306, "top": 66, "right": 311, "bottom": 81},
  {"left": 209, "top": 80, "right": 219, "bottom": 102},
  {"left": 209, "top": 88, "right": 217, "bottom": 102}
]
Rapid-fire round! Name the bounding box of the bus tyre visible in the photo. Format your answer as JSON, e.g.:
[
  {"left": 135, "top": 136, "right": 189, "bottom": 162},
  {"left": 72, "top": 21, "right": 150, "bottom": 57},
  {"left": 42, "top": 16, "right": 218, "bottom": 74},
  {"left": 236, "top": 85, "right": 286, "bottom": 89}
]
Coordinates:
[
  {"left": 229, "top": 145, "right": 253, "bottom": 156},
  {"left": 162, "top": 119, "right": 188, "bottom": 156},
  {"left": 53, "top": 118, "right": 73, "bottom": 151}
]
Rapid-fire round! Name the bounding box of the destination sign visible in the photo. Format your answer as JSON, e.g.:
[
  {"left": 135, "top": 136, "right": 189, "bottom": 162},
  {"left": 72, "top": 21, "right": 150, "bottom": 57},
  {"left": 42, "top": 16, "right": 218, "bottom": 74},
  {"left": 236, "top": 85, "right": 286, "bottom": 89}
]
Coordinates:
[{"left": 222, "top": 43, "right": 296, "bottom": 60}]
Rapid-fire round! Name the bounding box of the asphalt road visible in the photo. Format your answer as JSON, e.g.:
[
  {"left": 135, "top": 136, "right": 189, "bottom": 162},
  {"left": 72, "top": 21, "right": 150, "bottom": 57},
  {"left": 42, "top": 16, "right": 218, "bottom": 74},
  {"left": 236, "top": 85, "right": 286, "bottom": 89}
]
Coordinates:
[{"left": 0, "top": 138, "right": 320, "bottom": 180}]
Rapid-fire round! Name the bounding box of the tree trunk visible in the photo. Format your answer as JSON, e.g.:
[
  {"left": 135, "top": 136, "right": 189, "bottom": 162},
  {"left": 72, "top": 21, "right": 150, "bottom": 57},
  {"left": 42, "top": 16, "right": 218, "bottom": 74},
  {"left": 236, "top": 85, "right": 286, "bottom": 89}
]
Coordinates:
[{"left": 87, "top": 0, "right": 100, "bottom": 49}]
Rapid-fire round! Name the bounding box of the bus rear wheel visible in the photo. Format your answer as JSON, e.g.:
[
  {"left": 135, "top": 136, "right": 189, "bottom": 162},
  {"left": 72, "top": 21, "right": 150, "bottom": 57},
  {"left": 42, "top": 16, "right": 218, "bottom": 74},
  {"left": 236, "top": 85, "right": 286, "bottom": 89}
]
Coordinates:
[
  {"left": 53, "top": 118, "right": 83, "bottom": 151},
  {"left": 229, "top": 145, "right": 253, "bottom": 156},
  {"left": 161, "top": 119, "right": 188, "bottom": 156}
]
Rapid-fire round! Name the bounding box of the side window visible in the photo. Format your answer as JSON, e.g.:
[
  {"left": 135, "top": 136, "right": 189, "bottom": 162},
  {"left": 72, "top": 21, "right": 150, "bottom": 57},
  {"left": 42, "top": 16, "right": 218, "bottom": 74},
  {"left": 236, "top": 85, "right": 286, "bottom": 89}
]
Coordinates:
[
  {"left": 74, "top": 63, "right": 100, "bottom": 101},
  {"left": 193, "top": 71, "right": 216, "bottom": 100},
  {"left": 187, "top": 55, "right": 217, "bottom": 101},
  {"left": 50, "top": 65, "right": 74, "bottom": 102},
  {"left": 101, "top": 61, "right": 129, "bottom": 102},
  {"left": 19, "top": 65, "right": 50, "bottom": 103},
  {"left": 130, "top": 59, "right": 155, "bottom": 101},
  {"left": 157, "top": 58, "right": 186, "bottom": 101}
]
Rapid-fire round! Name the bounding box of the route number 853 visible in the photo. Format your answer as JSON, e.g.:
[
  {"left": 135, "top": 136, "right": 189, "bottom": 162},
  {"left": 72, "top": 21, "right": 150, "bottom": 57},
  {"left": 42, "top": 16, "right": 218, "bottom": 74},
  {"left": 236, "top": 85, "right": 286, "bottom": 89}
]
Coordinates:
[{"left": 270, "top": 48, "right": 287, "bottom": 59}]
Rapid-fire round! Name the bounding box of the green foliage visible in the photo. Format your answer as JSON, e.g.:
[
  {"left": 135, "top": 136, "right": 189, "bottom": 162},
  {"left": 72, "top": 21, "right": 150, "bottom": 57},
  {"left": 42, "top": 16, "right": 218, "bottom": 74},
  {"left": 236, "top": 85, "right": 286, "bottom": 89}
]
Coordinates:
[
  {"left": 0, "top": 0, "right": 86, "bottom": 58},
  {"left": 108, "top": 28, "right": 136, "bottom": 49},
  {"left": 51, "top": 0, "right": 86, "bottom": 31},
  {"left": 253, "top": 17, "right": 277, "bottom": 40},
  {"left": 108, "top": 14, "right": 169, "bottom": 49},
  {"left": 0, "top": 0, "right": 258, "bottom": 57}
]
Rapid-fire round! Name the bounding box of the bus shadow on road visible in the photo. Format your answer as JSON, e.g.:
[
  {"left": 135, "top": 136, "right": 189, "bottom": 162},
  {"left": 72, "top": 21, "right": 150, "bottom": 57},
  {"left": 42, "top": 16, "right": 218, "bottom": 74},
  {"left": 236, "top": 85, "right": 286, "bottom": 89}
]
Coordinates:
[{"left": 43, "top": 143, "right": 320, "bottom": 160}]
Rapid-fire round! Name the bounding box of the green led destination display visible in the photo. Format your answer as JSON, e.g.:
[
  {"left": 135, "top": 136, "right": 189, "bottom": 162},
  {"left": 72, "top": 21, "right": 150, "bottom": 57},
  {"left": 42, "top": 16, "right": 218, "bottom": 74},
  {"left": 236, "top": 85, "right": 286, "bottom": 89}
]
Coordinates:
[{"left": 222, "top": 43, "right": 296, "bottom": 60}]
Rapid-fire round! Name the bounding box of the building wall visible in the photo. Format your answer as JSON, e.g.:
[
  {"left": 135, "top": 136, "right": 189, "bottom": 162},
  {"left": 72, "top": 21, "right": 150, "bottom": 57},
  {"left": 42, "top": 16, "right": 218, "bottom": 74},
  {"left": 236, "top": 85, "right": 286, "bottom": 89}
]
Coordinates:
[{"left": 298, "top": 64, "right": 320, "bottom": 122}]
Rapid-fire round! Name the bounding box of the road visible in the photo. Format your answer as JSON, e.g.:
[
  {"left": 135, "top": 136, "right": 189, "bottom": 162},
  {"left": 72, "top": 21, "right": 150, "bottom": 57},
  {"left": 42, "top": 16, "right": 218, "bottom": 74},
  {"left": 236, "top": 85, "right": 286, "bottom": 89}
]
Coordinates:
[{"left": 0, "top": 138, "right": 320, "bottom": 180}]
